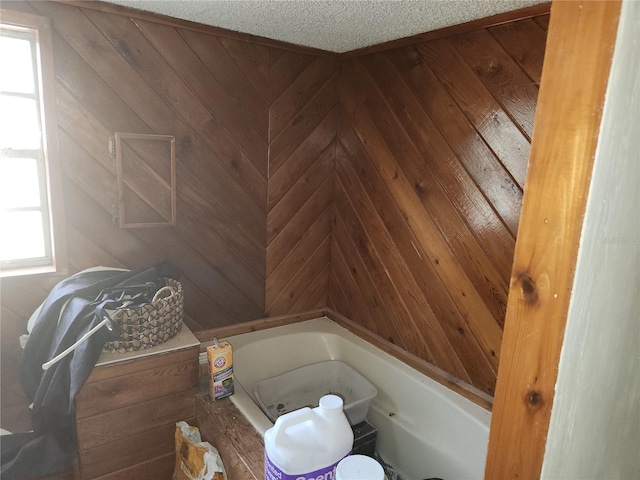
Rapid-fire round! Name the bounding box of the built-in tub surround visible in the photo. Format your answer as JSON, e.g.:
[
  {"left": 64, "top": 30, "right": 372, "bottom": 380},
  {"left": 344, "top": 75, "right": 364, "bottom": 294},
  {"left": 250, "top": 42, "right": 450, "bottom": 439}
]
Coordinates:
[{"left": 222, "top": 317, "right": 491, "bottom": 480}]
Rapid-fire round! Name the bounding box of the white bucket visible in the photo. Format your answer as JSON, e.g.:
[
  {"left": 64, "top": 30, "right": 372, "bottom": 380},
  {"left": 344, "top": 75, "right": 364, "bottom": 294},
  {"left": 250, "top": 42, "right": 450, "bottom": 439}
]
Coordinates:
[{"left": 255, "top": 360, "right": 377, "bottom": 426}]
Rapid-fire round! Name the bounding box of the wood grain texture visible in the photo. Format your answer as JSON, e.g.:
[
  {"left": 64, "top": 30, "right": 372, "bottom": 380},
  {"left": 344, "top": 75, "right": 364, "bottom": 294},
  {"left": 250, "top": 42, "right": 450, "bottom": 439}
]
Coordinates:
[
  {"left": 265, "top": 51, "right": 338, "bottom": 315},
  {"left": 327, "top": 310, "right": 494, "bottom": 409},
  {"left": 413, "top": 40, "right": 531, "bottom": 191},
  {"left": 0, "top": 0, "right": 263, "bottom": 418},
  {"left": 331, "top": 14, "right": 549, "bottom": 396},
  {"left": 1, "top": 0, "right": 551, "bottom": 440},
  {"left": 196, "top": 309, "right": 326, "bottom": 342},
  {"left": 74, "top": 346, "right": 198, "bottom": 479},
  {"left": 448, "top": 28, "right": 540, "bottom": 140},
  {"left": 489, "top": 18, "right": 548, "bottom": 86},
  {"left": 75, "top": 358, "right": 198, "bottom": 419},
  {"left": 0, "top": 0, "right": 337, "bottom": 436},
  {"left": 0, "top": 0, "right": 270, "bottom": 446},
  {"left": 335, "top": 130, "right": 497, "bottom": 390},
  {"left": 52, "top": 0, "right": 338, "bottom": 57},
  {"left": 196, "top": 395, "right": 264, "bottom": 480},
  {"left": 0, "top": 0, "right": 269, "bottom": 335},
  {"left": 485, "top": 1, "right": 622, "bottom": 477},
  {"left": 92, "top": 453, "right": 175, "bottom": 480},
  {"left": 76, "top": 390, "right": 195, "bottom": 449},
  {"left": 78, "top": 422, "right": 181, "bottom": 479}
]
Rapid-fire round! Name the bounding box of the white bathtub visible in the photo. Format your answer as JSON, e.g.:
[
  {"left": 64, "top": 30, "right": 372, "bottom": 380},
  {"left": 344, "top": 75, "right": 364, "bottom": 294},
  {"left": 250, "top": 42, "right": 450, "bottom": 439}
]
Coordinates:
[{"left": 224, "top": 317, "right": 491, "bottom": 480}]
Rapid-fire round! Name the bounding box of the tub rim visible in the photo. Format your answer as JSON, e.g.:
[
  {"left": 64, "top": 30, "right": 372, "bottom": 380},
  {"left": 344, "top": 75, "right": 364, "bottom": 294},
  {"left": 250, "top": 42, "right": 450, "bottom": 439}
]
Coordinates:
[{"left": 198, "top": 309, "right": 494, "bottom": 411}]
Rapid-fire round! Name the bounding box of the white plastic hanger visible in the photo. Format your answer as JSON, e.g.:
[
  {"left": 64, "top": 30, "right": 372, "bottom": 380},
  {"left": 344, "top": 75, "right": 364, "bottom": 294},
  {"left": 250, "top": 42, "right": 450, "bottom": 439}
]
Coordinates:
[
  {"left": 41, "top": 308, "right": 119, "bottom": 371},
  {"left": 40, "top": 287, "right": 170, "bottom": 371}
]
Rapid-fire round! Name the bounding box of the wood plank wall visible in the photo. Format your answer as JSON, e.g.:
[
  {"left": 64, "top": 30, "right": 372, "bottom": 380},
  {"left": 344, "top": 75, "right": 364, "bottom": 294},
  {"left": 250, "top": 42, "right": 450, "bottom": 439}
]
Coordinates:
[
  {"left": 0, "top": 0, "right": 336, "bottom": 433},
  {"left": 75, "top": 346, "right": 199, "bottom": 479},
  {"left": 331, "top": 14, "right": 549, "bottom": 396},
  {"left": 265, "top": 51, "right": 338, "bottom": 314},
  {"left": 0, "top": 0, "right": 548, "bottom": 440},
  {"left": 0, "top": 0, "right": 270, "bottom": 326}
]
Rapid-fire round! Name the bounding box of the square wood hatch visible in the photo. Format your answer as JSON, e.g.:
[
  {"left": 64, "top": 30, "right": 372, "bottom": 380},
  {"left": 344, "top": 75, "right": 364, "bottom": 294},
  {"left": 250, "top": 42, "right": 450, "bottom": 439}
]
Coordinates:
[{"left": 113, "top": 132, "right": 176, "bottom": 228}]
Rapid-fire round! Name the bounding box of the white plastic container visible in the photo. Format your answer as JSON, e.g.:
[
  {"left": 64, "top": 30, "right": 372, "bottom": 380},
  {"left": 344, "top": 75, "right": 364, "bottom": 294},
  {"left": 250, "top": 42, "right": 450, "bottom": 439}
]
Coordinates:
[
  {"left": 336, "top": 455, "right": 385, "bottom": 480},
  {"left": 264, "top": 394, "right": 354, "bottom": 480},
  {"left": 255, "top": 360, "right": 377, "bottom": 426}
]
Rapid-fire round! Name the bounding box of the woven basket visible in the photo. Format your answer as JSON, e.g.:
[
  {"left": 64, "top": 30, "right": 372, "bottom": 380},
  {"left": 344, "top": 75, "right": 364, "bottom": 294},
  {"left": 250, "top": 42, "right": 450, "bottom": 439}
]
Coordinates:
[{"left": 103, "top": 278, "right": 184, "bottom": 353}]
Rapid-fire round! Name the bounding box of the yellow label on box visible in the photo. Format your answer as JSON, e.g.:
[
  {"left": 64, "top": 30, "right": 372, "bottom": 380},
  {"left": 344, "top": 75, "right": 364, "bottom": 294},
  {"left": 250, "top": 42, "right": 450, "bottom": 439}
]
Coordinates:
[{"left": 207, "top": 341, "right": 234, "bottom": 400}]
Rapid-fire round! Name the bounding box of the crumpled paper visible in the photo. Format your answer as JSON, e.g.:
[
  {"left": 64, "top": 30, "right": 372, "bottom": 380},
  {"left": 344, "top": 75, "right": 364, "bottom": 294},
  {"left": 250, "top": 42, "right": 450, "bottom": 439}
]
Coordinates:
[{"left": 172, "top": 421, "right": 227, "bottom": 480}]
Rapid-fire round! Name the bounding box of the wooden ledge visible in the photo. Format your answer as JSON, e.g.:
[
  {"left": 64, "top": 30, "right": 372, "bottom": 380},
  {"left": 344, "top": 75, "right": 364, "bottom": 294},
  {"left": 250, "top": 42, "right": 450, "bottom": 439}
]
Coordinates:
[{"left": 195, "top": 395, "right": 264, "bottom": 479}]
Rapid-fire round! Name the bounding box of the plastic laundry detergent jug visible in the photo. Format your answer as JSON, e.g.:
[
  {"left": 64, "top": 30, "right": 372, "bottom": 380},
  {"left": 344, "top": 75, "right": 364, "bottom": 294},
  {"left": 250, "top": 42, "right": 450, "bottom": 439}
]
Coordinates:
[{"left": 264, "top": 394, "right": 354, "bottom": 480}]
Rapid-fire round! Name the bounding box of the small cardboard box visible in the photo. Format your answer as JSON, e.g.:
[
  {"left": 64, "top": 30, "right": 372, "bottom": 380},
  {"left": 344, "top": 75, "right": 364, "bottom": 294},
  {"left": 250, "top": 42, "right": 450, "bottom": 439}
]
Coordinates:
[{"left": 207, "top": 341, "right": 234, "bottom": 400}]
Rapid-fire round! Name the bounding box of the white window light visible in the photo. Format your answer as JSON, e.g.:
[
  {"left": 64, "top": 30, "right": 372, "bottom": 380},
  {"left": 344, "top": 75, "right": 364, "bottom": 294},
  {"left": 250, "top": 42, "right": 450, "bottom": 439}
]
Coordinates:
[{"left": 1, "top": 10, "right": 66, "bottom": 277}]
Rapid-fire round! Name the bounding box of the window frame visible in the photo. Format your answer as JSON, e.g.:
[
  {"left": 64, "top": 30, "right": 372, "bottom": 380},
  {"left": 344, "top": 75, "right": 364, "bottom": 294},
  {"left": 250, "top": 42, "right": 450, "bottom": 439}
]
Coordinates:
[{"left": 1, "top": 9, "right": 66, "bottom": 278}]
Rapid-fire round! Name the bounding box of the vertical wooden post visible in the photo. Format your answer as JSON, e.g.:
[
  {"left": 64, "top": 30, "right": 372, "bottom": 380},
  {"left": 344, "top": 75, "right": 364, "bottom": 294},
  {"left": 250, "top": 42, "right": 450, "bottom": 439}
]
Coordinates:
[{"left": 484, "top": 1, "right": 622, "bottom": 478}]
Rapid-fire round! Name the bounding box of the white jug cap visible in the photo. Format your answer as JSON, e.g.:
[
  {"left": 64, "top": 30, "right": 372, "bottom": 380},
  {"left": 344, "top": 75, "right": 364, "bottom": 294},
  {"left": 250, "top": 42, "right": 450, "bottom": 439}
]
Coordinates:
[
  {"left": 319, "top": 394, "right": 344, "bottom": 411},
  {"left": 336, "top": 455, "right": 385, "bottom": 480}
]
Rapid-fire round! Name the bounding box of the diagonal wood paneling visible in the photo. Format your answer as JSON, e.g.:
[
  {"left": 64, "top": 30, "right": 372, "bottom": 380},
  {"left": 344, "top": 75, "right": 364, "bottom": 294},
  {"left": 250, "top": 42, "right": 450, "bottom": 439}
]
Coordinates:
[
  {"left": 1, "top": 1, "right": 548, "bottom": 440},
  {"left": 0, "top": 0, "right": 282, "bottom": 436},
  {"left": 331, "top": 15, "right": 549, "bottom": 396},
  {"left": 32, "top": 0, "right": 269, "bottom": 319},
  {"left": 265, "top": 51, "right": 338, "bottom": 314},
  {"left": 335, "top": 123, "right": 497, "bottom": 390}
]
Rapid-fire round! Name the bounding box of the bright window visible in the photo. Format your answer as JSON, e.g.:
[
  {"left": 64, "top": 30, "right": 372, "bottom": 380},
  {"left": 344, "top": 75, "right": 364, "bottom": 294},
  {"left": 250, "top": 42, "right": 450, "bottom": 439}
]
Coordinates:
[{"left": 1, "top": 10, "right": 65, "bottom": 277}]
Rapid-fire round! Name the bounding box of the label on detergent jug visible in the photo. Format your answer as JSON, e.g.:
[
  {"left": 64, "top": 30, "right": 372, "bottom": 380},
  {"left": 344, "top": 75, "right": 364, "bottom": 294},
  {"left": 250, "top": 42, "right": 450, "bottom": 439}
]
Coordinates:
[{"left": 265, "top": 453, "right": 349, "bottom": 480}]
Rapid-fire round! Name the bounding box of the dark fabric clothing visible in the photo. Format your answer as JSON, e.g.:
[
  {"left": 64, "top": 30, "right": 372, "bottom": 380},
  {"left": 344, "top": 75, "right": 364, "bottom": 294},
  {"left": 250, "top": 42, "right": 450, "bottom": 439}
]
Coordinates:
[{"left": 1, "top": 261, "right": 181, "bottom": 479}]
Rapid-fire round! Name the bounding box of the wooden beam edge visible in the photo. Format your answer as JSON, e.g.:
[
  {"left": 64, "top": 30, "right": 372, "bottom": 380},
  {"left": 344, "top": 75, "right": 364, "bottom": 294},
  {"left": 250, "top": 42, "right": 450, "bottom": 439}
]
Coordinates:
[
  {"left": 484, "top": 1, "right": 623, "bottom": 478},
  {"left": 194, "top": 308, "right": 327, "bottom": 343}
]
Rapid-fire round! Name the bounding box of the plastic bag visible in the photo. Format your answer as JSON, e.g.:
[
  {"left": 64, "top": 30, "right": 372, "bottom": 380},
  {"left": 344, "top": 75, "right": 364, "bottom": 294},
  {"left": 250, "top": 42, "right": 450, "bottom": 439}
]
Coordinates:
[{"left": 172, "top": 421, "right": 227, "bottom": 480}]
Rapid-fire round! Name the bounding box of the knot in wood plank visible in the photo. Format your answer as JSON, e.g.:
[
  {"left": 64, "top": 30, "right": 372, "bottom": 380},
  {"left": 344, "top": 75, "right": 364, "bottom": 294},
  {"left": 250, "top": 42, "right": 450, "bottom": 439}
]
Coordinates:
[
  {"left": 517, "top": 272, "right": 539, "bottom": 305},
  {"left": 525, "top": 389, "right": 543, "bottom": 409}
]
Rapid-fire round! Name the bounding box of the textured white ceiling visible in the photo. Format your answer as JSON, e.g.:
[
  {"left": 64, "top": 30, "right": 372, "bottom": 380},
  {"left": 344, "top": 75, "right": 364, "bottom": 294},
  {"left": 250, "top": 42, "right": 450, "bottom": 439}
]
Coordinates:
[{"left": 107, "top": 0, "right": 547, "bottom": 53}]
